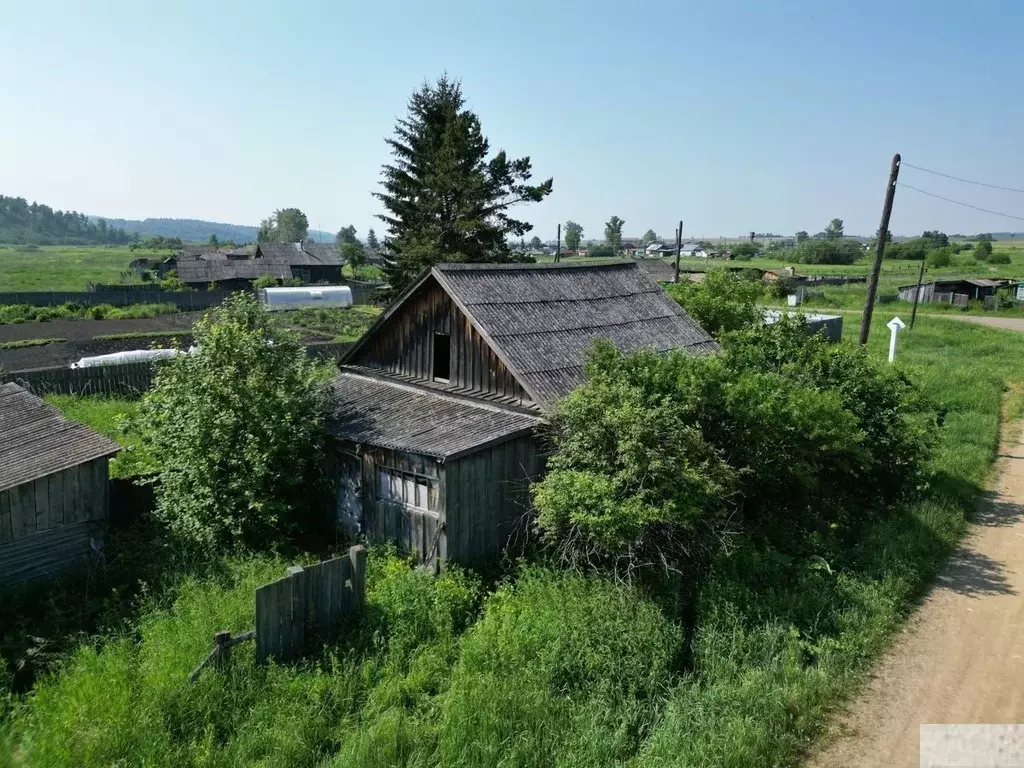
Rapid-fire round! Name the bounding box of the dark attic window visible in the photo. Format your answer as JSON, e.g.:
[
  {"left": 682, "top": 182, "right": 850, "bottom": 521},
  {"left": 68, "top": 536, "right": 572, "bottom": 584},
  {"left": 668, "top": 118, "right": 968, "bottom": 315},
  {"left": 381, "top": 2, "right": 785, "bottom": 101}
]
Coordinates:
[{"left": 433, "top": 333, "right": 451, "bottom": 382}]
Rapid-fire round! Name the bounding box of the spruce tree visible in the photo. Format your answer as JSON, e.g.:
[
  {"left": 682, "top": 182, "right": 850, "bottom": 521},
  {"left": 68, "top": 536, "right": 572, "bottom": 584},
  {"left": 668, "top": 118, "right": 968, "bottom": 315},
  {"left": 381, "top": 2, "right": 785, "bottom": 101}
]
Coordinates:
[{"left": 375, "top": 76, "right": 553, "bottom": 294}]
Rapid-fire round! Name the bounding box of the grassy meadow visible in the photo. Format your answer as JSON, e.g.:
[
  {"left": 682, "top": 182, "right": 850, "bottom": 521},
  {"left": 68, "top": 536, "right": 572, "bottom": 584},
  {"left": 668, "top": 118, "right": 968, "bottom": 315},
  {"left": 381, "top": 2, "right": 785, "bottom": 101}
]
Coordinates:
[
  {"left": 0, "top": 245, "right": 172, "bottom": 292},
  {"left": 2, "top": 313, "right": 1022, "bottom": 767}
]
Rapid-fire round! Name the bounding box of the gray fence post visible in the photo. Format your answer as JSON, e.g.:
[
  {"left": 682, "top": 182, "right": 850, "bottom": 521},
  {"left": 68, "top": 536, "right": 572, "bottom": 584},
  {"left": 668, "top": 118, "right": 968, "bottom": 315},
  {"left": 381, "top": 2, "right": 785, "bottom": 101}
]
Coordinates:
[{"left": 349, "top": 545, "right": 366, "bottom": 611}]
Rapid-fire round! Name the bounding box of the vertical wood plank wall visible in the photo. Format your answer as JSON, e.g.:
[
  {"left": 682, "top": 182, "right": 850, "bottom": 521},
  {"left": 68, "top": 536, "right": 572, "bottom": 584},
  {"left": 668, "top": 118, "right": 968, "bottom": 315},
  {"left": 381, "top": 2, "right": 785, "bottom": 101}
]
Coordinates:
[
  {"left": 444, "top": 435, "right": 541, "bottom": 563},
  {"left": 349, "top": 279, "right": 529, "bottom": 403},
  {"left": 0, "top": 457, "right": 110, "bottom": 585}
]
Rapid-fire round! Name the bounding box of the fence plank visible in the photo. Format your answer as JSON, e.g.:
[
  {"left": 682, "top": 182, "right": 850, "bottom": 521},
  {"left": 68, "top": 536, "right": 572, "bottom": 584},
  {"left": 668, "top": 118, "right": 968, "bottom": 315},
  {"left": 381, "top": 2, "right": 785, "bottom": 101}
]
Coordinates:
[
  {"left": 286, "top": 566, "right": 306, "bottom": 662},
  {"left": 349, "top": 545, "right": 366, "bottom": 612}
]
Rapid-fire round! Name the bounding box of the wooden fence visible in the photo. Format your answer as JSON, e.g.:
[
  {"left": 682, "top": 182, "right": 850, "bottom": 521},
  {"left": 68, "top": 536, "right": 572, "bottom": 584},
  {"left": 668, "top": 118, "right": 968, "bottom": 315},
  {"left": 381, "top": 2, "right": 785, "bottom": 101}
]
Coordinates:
[
  {"left": 3, "top": 342, "right": 352, "bottom": 397},
  {"left": 254, "top": 546, "right": 366, "bottom": 664}
]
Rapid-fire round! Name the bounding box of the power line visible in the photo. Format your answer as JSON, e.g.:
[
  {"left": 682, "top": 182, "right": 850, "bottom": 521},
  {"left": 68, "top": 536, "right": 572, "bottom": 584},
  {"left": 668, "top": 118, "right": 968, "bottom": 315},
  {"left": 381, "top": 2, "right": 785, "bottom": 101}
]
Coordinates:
[
  {"left": 902, "top": 162, "right": 1024, "bottom": 194},
  {"left": 896, "top": 181, "right": 1024, "bottom": 223}
]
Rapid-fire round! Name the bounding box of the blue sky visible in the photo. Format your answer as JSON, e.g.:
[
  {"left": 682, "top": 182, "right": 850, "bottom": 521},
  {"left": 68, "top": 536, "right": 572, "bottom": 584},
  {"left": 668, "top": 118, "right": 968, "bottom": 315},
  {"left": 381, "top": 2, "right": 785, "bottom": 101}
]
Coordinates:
[{"left": 2, "top": 0, "right": 1022, "bottom": 241}]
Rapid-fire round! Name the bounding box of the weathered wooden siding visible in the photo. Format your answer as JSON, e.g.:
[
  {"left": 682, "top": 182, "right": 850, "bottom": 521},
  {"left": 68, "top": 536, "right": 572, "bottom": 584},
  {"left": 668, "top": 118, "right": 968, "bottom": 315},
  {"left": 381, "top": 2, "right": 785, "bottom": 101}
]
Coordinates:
[
  {"left": 350, "top": 279, "right": 530, "bottom": 404},
  {"left": 445, "top": 435, "right": 541, "bottom": 563},
  {"left": 358, "top": 446, "right": 443, "bottom": 566},
  {"left": 0, "top": 457, "right": 110, "bottom": 585}
]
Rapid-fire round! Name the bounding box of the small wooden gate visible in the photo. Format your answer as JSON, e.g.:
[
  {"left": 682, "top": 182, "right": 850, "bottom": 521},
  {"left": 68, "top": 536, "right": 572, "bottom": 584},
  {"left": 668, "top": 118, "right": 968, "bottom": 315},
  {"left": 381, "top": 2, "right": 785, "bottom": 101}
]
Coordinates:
[{"left": 254, "top": 545, "right": 366, "bottom": 664}]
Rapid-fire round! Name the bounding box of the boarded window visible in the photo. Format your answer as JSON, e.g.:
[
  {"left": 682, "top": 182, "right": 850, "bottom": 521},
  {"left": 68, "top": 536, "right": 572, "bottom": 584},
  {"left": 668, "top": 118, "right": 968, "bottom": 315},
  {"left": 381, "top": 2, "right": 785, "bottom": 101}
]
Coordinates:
[
  {"left": 433, "top": 333, "right": 451, "bottom": 382},
  {"left": 377, "top": 468, "right": 431, "bottom": 511}
]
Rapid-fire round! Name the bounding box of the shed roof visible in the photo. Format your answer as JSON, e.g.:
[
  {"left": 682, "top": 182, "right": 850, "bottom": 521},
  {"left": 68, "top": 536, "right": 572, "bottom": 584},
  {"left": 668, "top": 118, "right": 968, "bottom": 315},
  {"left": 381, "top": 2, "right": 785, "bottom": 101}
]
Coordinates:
[
  {"left": 0, "top": 384, "right": 120, "bottom": 492},
  {"left": 176, "top": 256, "right": 292, "bottom": 284},
  {"left": 328, "top": 371, "right": 542, "bottom": 460},
  {"left": 632, "top": 258, "right": 678, "bottom": 282},
  {"left": 431, "top": 261, "right": 718, "bottom": 410}
]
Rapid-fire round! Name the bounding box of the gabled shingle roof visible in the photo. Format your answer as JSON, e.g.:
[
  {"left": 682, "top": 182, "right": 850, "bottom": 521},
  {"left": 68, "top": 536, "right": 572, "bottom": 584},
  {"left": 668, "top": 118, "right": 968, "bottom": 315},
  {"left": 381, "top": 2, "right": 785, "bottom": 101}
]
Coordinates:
[
  {"left": 175, "top": 256, "right": 292, "bottom": 283},
  {"left": 430, "top": 262, "right": 717, "bottom": 410},
  {"left": 0, "top": 384, "right": 120, "bottom": 492},
  {"left": 328, "top": 371, "right": 541, "bottom": 459},
  {"left": 255, "top": 242, "right": 343, "bottom": 266}
]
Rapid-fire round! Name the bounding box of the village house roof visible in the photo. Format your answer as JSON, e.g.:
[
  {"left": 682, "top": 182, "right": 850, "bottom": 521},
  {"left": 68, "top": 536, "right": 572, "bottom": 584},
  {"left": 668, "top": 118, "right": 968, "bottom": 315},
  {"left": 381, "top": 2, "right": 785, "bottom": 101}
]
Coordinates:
[
  {"left": 632, "top": 258, "right": 678, "bottom": 282},
  {"left": 0, "top": 384, "right": 120, "bottom": 492},
  {"left": 346, "top": 261, "right": 718, "bottom": 412},
  {"left": 255, "top": 242, "right": 344, "bottom": 266},
  {"left": 328, "top": 371, "right": 542, "bottom": 460},
  {"left": 175, "top": 255, "right": 292, "bottom": 284}
]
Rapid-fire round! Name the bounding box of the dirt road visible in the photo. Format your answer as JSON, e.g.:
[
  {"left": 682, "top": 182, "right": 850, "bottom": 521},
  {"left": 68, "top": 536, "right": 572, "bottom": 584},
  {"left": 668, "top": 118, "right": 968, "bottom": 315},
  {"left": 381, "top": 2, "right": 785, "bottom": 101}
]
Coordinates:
[{"left": 808, "top": 423, "right": 1024, "bottom": 767}]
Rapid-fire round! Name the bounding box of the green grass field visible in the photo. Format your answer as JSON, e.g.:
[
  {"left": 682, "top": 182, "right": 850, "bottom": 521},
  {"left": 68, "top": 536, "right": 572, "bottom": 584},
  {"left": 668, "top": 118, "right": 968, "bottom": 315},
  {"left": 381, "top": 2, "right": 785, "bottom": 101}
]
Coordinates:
[
  {"left": 3, "top": 314, "right": 1022, "bottom": 766},
  {"left": 0, "top": 245, "right": 172, "bottom": 292},
  {"left": 44, "top": 395, "right": 144, "bottom": 479}
]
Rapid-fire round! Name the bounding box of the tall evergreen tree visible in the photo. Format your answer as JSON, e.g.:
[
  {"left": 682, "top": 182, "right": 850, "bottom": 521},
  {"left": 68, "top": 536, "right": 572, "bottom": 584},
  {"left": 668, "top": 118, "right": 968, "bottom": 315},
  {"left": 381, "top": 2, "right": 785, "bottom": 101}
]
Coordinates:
[
  {"left": 366, "top": 228, "right": 380, "bottom": 250},
  {"left": 375, "top": 76, "right": 553, "bottom": 294}
]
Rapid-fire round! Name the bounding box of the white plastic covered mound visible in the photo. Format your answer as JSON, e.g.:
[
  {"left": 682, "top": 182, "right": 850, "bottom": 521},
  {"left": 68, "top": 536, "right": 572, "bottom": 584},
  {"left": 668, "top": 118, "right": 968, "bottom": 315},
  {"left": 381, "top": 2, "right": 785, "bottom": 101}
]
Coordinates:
[
  {"left": 260, "top": 285, "right": 353, "bottom": 311},
  {"left": 71, "top": 348, "right": 191, "bottom": 369}
]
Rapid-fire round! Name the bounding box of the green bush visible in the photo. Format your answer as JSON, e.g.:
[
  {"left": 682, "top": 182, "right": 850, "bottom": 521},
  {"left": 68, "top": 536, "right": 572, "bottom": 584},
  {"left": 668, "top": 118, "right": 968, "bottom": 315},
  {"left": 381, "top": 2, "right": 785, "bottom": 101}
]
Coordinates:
[
  {"left": 252, "top": 274, "right": 279, "bottom": 289},
  {"left": 989, "top": 251, "right": 1011, "bottom": 265},
  {"left": 666, "top": 269, "right": 763, "bottom": 338},
  {"left": 791, "top": 239, "right": 863, "bottom": 265},
  {"left": 0, "top": 302, "right": 178, "bottom": 325},
  {"left": 534, "top": 317, "right": 936, "bottom": 580},
  {"left": 131, "top": 294, "right": 332, "bottom": 551}
]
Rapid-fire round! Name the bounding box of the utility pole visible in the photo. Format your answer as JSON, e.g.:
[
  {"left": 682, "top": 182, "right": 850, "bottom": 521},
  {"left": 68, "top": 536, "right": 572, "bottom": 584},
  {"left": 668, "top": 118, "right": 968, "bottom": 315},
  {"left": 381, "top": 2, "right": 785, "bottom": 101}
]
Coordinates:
[
  {"left": 673, "top": 220, "right": 683, "bottom": 284},
  {"left": 555, "top": 223, "right": 561, "bottom": 264},
  {"left": 909, "top": 259, "right": 925, "bottom": 330},
  {"left": 859, "top": 153, "right": 901, "bottom": 345}
]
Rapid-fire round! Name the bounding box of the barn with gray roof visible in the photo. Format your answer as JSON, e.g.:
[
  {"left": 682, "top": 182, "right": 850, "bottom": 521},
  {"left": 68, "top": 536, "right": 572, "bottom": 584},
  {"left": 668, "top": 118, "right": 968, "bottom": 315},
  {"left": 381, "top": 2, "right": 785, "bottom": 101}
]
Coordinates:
[
  {"left": 0, "top": 383, "right": 120, "bottom": 584},
  {"left": 328, "top": 261, "right": 716, "bottom": 567}
]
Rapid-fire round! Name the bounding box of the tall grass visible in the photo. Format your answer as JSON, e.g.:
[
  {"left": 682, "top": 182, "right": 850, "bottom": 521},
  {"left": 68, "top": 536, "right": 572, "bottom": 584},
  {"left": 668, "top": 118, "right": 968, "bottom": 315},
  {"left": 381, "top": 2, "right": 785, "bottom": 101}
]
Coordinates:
[{"left": 45, "top": 396, "right": 144, "bottom": 479}]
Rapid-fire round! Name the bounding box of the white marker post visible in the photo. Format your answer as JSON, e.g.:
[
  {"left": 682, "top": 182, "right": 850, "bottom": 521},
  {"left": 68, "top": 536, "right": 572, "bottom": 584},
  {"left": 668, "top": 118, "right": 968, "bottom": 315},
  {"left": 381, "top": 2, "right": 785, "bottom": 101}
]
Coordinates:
[{"left": 886, "top": 316, "right": 906, "bottom": 363}]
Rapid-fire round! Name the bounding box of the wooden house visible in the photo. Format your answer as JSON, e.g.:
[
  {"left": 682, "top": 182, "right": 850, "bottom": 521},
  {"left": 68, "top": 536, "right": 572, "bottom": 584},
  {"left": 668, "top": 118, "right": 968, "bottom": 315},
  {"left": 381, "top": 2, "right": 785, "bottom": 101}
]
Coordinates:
[
  {"left": 897, "top": 278, "right": 1008, "bottom": 305},
  {"left": 0, "top": 384, "right": 119, "bottom": 585},
  {"left": 327, "top": 261, "right": 718, "bottom": 567},
  {"left": 255, "top": 243, "right": 345, "bottom": 284}
]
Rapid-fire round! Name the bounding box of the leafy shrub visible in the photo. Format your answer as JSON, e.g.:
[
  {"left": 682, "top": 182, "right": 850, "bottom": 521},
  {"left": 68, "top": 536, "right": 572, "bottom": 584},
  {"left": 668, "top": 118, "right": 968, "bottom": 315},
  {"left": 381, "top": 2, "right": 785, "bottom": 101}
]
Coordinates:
[
  {"left": 926, "top": 246, "right": 953, "bottom": 267},
  {"left": 534, "top": 317, "right": 936, "bottom": 580},
  {"left": 0, "top": 302, "right": 178, "bottom": 325},
  {"left": 974, "top": 239, "right": 994, "bottom": 261},
  {"left": 435, "top": 569, "right": 682, "bottom": 766},
  {"left": 666, "top": 269, "right": 763, "bottom": 338},
  {"left": 791, "top": 239, "right": 863, "bottom": 265},
  {"left": 730, "top": 242, "right": 760, "bottom": 260},
  {"left": 252, "top": 274, "right": 279, "bottom": 289},
  {"left": 989, "top": 250, "right": 1011, "bottom": 265},
  {"left": 131, "top": 294, "right": 332, "bottom": 551}
]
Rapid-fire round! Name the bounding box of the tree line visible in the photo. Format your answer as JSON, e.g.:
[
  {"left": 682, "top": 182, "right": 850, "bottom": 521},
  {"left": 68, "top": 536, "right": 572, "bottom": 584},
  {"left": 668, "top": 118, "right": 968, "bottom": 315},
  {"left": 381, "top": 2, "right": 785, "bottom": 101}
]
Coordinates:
[{"left": 0, "top": 195, "right": 132, "bottom": 245}]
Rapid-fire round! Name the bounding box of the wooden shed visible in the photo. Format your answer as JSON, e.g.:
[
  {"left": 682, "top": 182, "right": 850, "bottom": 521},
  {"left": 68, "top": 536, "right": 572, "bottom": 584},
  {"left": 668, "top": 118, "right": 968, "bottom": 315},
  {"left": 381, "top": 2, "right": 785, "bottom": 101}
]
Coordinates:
[
  {"left": 0, "top": 383, "right": 119, "bottom": 585},
  {"left": 327, "top": 261, "right": 717, "bottom": 568}
]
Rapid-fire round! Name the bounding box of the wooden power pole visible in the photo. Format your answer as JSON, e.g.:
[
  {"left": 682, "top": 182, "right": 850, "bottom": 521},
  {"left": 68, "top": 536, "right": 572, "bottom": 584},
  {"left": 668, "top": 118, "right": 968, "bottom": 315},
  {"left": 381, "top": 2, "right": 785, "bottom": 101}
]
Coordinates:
[
  {"left": 555, "top": 223, "right": 561, "bottom": 264},
  {"left": 909, "top": 259, "right": 925, "bottom": 329},
  {"left": 673, "top": 220, "right": 683, "bottom": 284},
  {"left": 859, "top": 153, "right": 901, "bottom": 345}
]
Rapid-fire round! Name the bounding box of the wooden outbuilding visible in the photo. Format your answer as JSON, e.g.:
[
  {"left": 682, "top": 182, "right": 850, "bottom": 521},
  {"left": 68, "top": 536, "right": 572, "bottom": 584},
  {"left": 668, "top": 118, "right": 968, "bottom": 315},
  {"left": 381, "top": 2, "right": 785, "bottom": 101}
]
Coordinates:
[
  {"left": 327, "top": 261, "right": 717, "bottom": 567},
  {"left": 0, "top": 383, "right": 119, "bottom": 584}
]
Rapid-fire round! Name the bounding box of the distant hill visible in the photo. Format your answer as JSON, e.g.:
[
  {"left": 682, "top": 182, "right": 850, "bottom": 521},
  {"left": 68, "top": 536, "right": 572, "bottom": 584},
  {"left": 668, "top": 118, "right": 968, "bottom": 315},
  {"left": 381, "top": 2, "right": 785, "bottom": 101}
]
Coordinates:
[{"left": 98, "top": 217, "right": 335, "bottom": 245}]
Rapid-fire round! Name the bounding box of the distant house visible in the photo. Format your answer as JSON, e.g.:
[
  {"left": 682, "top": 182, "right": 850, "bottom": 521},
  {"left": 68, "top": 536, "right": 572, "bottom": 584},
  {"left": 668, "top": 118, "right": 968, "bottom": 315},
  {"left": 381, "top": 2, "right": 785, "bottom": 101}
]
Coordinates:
[
  {"left": 680, "top": 242, "right": 708, "bottom": 258},
  {"left": 327, "top": 261, "right": 718, "bottom": 567},
  {"left": 645, "top": 243, "right": 676, "bottom": 256},
  {"left": 175, "top": 253, "right": 292, "bottom": 290},
  {"left": 255, "top": 242, "right": 345, "bottom": 284},
  {"left": 897, "top": 278, "right": 1008, "bottom": 305},
  {"left": 0, "top": 384, "right": 120, "bottom": 585}
]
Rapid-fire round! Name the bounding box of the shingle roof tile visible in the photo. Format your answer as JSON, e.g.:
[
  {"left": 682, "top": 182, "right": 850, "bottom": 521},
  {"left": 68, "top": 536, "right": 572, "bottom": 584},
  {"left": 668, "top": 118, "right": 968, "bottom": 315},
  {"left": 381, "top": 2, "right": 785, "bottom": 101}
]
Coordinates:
[
  {"left": 0, "top": 384, "right": 120, "bottom": 492},
  {"left": 327, "top": 372, "right": 541, "bottom": 459}
]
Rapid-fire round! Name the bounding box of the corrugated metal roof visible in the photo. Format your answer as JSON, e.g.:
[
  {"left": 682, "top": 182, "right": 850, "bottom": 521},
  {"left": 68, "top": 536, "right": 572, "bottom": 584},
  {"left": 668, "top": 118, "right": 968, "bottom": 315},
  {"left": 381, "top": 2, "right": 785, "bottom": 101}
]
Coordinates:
[
  {"left": 432, "top": 261, "right": 718, "bottom": 411},
  {"left": 327, "top": 371, "right": 542, "bottom": 459},
  {"left": 0, "top": 384, "right": 120, "bottom": 492}
]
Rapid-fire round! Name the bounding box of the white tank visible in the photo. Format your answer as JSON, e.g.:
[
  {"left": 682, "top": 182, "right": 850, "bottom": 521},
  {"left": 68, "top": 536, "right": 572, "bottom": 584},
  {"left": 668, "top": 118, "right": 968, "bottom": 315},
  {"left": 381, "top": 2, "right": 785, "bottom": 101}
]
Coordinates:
[
  {"left": 71, "top": 348, "right": 184, "bottom": 369},
  {"left": 259, "top": 285, "right": 354, "bottom": 311}
]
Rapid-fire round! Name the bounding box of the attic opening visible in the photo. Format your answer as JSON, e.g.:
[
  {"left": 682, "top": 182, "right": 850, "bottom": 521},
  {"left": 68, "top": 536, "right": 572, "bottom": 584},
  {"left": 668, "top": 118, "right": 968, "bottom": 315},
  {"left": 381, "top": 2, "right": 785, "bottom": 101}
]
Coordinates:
[{"left": 432, "top": 333, "right": 451, "bottom": 382}]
